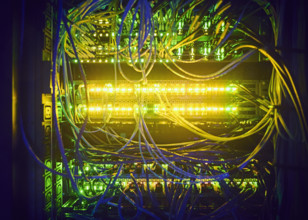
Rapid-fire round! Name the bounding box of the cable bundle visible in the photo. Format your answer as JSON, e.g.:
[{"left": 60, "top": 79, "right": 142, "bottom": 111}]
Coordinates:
[{"left": 20, "top": 0, "right": 308, "bottom": 219}]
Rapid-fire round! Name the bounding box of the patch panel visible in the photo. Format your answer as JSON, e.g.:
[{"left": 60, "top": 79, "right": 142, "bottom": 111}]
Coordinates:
[
  {"left": 61, "top": 160, "right": 260, "bottom": 217},
  {"left": 69, "top": 80, "right": 267, "bottom": 123}
]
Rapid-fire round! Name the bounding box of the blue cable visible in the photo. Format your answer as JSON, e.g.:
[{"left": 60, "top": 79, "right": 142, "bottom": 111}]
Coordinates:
[
  {"left": 92, "top": 163, "right": 123, "bottom": 215},
  {"left": 176, "top": 185, "right": 192, "bottom": 220},
  {"left": 19, "top": 115, "right": 68, "bottom": 177}
]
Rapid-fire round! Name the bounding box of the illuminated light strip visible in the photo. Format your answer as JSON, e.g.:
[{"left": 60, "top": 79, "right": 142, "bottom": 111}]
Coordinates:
[
  {"left": 86, "top": 86, "right": 237, "bottom": 93},
  {"left": 82, "top": 106, "right": 237, "bottom": 113}
]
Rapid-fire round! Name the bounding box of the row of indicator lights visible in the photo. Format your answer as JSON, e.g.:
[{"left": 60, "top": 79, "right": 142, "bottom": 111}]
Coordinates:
[
  {"left": 76, "top": 58, "right": 149, "bottom": 63},
  {"left": 85, "top": 45, "right": 218, "bottom": 52},
  {"left": 87, "top": 87, "right": 237, "bottom": 93},
  {"left": 73, "top": 55, "right": 226, "bottom": 64},
  {"left": 75, "top": 164, "right": 257, "bottom": 186},
  {"left": 89, "top": 31, "right": 194, "bottom": 38},
  {"left": 75, "top": 58, "right": 173, "bottom": 63},
  {"left": 75, "top": 54, "right": 224, "bottom": 63},
  {"left": 94, "top": 19, "right": 110, "bottom": 24},
  {"left": 82, "top": 26, "right": 221, "bottom": 49},
  {"left": 90, "top": 45, "right": 119, "bottom": 50},
  {"left": 84, "top": 45, "right": 223, "bottom": 57},
  {"left": 91, "top": 18, "right": 221, "bottom": 29},
  {"left": 78, "top": 19, "right": 222, "bottom": 38},
  {"left": 88, "top": 45, "right": 194, "bottom": 53},
  {"left": 75, "top": 57, "right": 226, "bottom": 63},
  {"left": 92, "top": 32, "right": 139, "bottom": 37},
  {"left": 89, "top": 31, "right": 219, "bottom": 39},
  {"left": 83, "top": 106, "right": 237, "bottom": 112},
  {"left": 73, "top": 165, "right": 255, "bottom": 186},
  {"left": 79, "top": 180, "right": 257, "bottom": 193},
  {"left": 74, "top": 47, "right": 224, "bottom": 61},
  {"left": 79, "top": 181, "right": 199, "bottom": 191}
]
